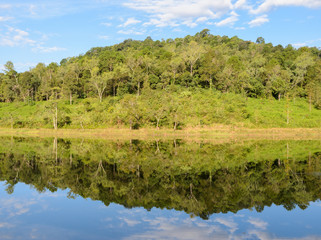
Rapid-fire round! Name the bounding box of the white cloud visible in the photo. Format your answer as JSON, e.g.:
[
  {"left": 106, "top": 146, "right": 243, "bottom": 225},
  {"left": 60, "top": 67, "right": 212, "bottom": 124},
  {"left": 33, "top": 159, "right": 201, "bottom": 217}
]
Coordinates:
[
  {"left": 292, "top": 38, "right": 321, "bottom": 48},
  {"left": 235, "top": 27, "right": 245, "bottom": 30},
  {"left": 182, "top": 20, "right": 198, "bottom": 28},
  {"left": 98, "top": 35, "right": 110, "bottom": 40},
  {"left": 119, "top": 17, "right": 141, "bottom": 27},
  {"left": 117, "top": 29, "right": 145, "bottom": 35},
  {"left": 124, "top": 0, "right": 233, "bottom": 27},
  {"left": 101, "top": 22, "right": 112, "bottom": 27},
  {"left": 196, "top": 17, "right": 208, "bottom": 23},
  {"left": 234, "top": 0, "right": 249, "bottom": 9},
  {"left": 0, "top": 4, "right": 11, "bottom": 9},
  {"left": 0, "top": 26, "right": 36, "bottom": 47},
  {"left": 32, "top": 46, "right": 67, "bottom": 53},
  {"left": 0, "top": 16, "right": 13, "bottom": 21},
  {"left": 292, "top": 42, "right": 306, "bottom": 48},
  {"left": 214, "top": 11, "right": 239, "bottom": 27},
  {"left": 248, "top": 14, "right": 269, "bottom": 27},
  {"left": 251, "top": 0, "right": 321, "bottom": 14}
]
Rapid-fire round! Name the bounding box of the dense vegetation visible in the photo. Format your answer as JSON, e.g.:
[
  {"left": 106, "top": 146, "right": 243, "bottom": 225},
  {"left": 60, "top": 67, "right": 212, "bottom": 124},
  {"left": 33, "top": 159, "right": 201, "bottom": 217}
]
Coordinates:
[
  {"left": 1, "top": 29, "right": 320, "bottom": 129},
  {"left": 1, "top": 137, "right": 320, "bottom": 218}
]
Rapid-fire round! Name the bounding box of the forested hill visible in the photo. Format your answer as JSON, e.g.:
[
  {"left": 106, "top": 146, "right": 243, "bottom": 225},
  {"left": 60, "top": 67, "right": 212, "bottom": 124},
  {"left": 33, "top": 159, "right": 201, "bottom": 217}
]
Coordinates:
[
  {"left": 1, "top": 29, "right": 321, "bottom": 105},
  {"left": 0, "top": 29, "right": 320, "bottom": 129}
]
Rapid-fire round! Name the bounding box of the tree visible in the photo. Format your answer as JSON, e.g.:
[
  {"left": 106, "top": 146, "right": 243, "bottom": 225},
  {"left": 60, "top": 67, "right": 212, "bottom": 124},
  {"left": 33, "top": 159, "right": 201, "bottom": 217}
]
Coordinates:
[
  {"left": 91, "top": 68, "right": 110, "bottom": 102},
  {"left": 182, "top": 41, "right": 205, "bottom": 77},
  {"left": 3, "top": 61, "right": 20, "bottom": 101},
  {"left": 292, "top": 52, "right": 314, "bottom": 97},
  {"left": 126, "top": 51, "right": 143, "bottom": 95}
]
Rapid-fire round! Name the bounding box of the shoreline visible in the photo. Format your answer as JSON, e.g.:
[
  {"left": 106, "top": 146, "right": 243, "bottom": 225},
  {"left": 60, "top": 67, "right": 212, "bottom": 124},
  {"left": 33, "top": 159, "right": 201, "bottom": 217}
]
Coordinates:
[{"left": 0, "top": 127, "right": 320, "bottom": 140}]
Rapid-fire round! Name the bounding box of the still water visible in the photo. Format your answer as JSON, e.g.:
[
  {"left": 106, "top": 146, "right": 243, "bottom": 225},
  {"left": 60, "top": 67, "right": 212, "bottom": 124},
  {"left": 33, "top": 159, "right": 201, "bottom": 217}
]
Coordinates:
[{"left": 0, "top": 137, "right": 320, "bottom": 239}]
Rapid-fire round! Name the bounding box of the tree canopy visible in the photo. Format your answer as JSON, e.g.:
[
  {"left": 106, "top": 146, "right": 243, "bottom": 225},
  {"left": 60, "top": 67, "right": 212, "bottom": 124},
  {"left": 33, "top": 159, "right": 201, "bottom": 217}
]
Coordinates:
[{"left": 0, "top": 31, "right": 320, "bottom": 108}]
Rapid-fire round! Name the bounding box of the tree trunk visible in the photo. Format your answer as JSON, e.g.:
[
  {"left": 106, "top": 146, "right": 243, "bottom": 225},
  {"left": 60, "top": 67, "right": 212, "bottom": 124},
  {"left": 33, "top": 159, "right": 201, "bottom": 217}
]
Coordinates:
[
  {"left": 137, "top": 82, "right": 140, "bottom": 96},
  {"left": 53, "top": 102, "right": 58, "bottom": 130},
  {"left": 309, "top": 95, "right": 312, "bottom": 112},
  {"left": 70, "top": 92, "right": 72, "bottom": 105},
  {"left": 286, "top": 98, "right": 290, "bottom": 125},
  {"left": 99, "top": 93, "right": 102, "bottom": 103}
]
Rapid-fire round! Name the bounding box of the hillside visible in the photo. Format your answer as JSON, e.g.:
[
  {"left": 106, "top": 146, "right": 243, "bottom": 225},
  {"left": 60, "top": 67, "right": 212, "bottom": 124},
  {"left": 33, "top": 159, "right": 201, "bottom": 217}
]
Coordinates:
[{"left": 0, "top": 30, "right": 320, "bottom": 129}]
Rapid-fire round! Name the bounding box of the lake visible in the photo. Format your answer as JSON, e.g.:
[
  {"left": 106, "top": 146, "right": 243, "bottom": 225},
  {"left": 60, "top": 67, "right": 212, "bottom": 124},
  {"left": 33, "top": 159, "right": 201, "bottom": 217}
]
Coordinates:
[{"left": 0, "top": 136, "right": 320, "bottom": 239}]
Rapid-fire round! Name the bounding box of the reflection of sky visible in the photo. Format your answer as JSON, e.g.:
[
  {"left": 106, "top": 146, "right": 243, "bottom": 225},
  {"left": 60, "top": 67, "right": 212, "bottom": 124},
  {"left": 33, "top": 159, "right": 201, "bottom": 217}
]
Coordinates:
[{"left": 0, "top": 182, "right": 321, "bottom": 240}]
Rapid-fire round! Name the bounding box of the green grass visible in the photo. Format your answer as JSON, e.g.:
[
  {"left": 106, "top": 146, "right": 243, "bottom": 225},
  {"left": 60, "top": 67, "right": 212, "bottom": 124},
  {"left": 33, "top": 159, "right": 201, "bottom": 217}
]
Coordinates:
[{"left": 0, "top": 90, "right": 320, "bottom": 129}]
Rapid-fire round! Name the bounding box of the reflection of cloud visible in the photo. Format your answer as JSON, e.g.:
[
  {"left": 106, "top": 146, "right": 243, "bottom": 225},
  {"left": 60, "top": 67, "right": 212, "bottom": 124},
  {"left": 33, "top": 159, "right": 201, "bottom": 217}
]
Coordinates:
[
  {"left": 248, "top": 217, "right": 268, "bottom": 230},
  {"left": 214, "top": 217, "right": 238, "bottom": 234},
  {"left": 120, "top": 217, "right": 141, "bottom": 227},
  {"left": 0, "top": 198, "right": 37, "bottom": 218},
  {"left": 125, "top": 217, "right": 228, "bottom": 240},
  {"left": 0, "top": 222, "right": 14, "bottom": 228},
  {"left": 247, "top": 229, "right": 321, "bottom": 240}
]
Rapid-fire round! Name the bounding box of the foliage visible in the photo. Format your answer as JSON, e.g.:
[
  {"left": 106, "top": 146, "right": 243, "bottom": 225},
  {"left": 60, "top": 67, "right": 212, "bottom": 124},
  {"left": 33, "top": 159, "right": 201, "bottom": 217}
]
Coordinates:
[{"left": 0, "top": 31, "right": 320, "bottom": 128}]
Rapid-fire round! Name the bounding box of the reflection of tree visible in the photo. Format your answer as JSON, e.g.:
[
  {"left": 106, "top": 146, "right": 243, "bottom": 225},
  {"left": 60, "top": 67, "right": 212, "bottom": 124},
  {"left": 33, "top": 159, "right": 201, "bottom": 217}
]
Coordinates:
[{"left": 0, "top": 137, "right": 320, "bottom": 219}]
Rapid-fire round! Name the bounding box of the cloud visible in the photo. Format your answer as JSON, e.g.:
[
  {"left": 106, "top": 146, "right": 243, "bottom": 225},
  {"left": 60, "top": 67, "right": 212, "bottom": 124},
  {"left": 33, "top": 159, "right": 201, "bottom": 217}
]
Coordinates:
[
  {"left": 0, "top": 26, "right": 36, "bottom": 47},
  {"left": 251, "top": 0, "right": 321, "bottom": 14},
  {"left": 234, "top": 0, "right": 249, "bottom": 9},
  {"left": 124, "top": 0, "right": 233, "bottom": 27},
  {"left": 101, "top": 22, "right": 112, "bottom": 27},
  {"left": 117, "top": 29, "right": 145, "bottom": 35},
  {"left": 98, "top": 35, "right": 110, "bottom": 40},
  {"left": 0, "top": 4, "right": 11, "bottom": 9},
  {"left": 214, "top": 11, "right": 239, "bottom": 27},
  {"left": 0, "top": 16, "right": 13, "bottom": 21},
  {"left": 248, "top": 14, "right": 269, "bottom": 27},
  {"left": 119, "top": 17, "right": 142, "bottom": 27},
  {"left": 292, "top": 38, "right": 321, "bottom": 48},
  {"left": 0, "top": 26, "right": 65, "bottom": 54},
  {"left": 32, "top": 46, "right": 67, "bottom": 53}
]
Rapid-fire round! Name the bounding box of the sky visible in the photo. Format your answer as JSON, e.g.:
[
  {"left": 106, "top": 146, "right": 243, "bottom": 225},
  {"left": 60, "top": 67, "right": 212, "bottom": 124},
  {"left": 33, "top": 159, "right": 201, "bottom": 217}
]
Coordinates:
[{"left": 1, "top": 0, "right": 321, "bottom": 72}]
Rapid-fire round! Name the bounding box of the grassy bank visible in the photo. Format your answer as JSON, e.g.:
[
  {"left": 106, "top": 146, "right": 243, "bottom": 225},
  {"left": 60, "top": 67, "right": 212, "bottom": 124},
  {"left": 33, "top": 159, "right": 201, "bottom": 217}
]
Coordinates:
[
  {"left": 0, "top": 90, "right": 320, "bottom": 130},
  {"left": 0, "top": 127, "right": 320, "bottom": 141}
]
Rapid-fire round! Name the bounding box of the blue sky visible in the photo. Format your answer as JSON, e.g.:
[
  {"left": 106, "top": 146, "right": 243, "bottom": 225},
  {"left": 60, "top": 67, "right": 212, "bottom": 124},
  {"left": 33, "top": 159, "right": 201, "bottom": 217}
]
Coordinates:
[{"left": 1, "top": 0, "right": 321, "bottom": 72}]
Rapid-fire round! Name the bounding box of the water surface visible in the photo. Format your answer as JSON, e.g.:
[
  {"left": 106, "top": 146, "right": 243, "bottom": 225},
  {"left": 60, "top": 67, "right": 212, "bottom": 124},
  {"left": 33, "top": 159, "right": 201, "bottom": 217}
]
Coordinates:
[{"left": 0, "top": 137, "right": 320, "bottom": 239}]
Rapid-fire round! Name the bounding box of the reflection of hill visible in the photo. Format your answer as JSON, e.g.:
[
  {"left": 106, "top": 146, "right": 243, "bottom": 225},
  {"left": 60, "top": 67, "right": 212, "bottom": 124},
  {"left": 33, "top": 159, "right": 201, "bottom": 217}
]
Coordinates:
[{"left": 0, "top": 137, "right": 320, "bottom": 219}]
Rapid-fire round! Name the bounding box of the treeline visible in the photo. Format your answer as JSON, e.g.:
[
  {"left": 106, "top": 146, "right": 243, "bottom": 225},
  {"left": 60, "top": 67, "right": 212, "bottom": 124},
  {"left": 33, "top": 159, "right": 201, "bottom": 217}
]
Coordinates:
[
  {"left": 1, "top": 137, "right": 321, "bottom": 218},
  {"left": 0, "top": 29, "right": 321, "bottom": 108}
]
